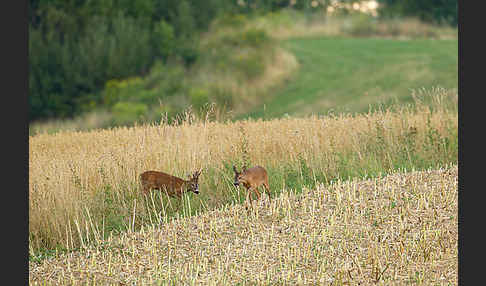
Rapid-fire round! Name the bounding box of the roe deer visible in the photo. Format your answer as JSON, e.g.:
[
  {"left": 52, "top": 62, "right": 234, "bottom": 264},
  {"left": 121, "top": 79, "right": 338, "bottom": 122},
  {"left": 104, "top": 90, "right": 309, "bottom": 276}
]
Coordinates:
[
  {"left": 233, "top": 165, "right": 271, "bottom": 206},
  {"left": 140, "top": 169, "right": 201, "bottom": 198}
]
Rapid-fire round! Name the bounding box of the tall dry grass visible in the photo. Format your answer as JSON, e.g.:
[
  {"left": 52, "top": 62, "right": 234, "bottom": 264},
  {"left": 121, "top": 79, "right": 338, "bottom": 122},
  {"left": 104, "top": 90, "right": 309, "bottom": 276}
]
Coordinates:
[
  {"left": 29, "top": 165, "right": 457, "bottom": 285},
  {"left": 29, "top": 87, "right": 457, "bottom": 255}
]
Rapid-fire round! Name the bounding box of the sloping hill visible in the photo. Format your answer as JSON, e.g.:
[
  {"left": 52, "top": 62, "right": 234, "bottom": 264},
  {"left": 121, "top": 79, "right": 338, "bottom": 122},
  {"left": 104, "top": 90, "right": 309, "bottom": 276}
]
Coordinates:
[
  {"left": 240, "top": 37, "right": 458, "bottom": 119},
  {"left": 29, "top": 27, "right": 457, "bottom": 135},
  {"left": 29, "top": 89, "right": 457, "bottom": 256},
  {"left": 29, "top": 166, "right": 457, "bottom": 285}
]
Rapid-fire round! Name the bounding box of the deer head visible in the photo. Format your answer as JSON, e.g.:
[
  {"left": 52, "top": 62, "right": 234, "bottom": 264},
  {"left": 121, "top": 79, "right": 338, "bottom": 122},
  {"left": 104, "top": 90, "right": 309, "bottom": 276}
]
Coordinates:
[
  {"left": 186, "top": 168, "right": 202, "bottom": 194},
  {"left": 233, "top": 165, "right": 247, "bottom": 187}
]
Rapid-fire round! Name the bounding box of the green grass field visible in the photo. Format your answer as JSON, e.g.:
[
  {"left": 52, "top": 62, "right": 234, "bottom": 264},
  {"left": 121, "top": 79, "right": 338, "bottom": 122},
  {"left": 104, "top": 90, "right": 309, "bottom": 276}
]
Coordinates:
[
  {"left": 29, "top": 34, "right": 458, "bottom": 135},
  {"left": 240, "top": 37, "right": 458, "bottom": 119}
]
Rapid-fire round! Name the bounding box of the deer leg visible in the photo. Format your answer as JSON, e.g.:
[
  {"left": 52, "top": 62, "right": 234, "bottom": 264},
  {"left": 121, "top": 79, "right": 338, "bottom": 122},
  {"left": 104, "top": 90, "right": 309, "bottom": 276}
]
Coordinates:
[
  {"left": 254, "top": 186, "right": 261, "bottom": 201},
  {"left": 245, "top": 188, "right": 252, "bottom": 210},
  {"left": 163, "top": 189, "right": 176, "bottom": 212},
  {"left": 178, "top": 196, "right": 185, "bottom": 212},
  {"left": 141, "top": 183, "right": 149, "bottom": 195},
  {"left": 263, "top": 182, "right": 271, "bottom": 203}
]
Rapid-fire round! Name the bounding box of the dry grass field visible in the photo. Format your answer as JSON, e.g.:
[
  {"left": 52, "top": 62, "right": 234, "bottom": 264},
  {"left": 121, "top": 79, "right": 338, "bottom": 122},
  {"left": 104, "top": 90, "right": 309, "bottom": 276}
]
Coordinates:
[
  {"left": 29, "top": 88, "right": 457, "bottom": 260},
  {"left": 29, "top": 165, "right": 457, "bottom": 285}
]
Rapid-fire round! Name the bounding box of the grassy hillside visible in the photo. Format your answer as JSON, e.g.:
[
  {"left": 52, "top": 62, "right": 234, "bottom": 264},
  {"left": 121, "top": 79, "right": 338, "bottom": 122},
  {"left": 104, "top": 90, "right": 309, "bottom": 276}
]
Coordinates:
[
  {"left": 240, "top": 37, "right": 458, "bottom": 119},
  {"left": 29, "top": 13, "right": 458, "bottom": 135},
  {"left": 29, "top": 166, "right": 457, "bottom": 285}
]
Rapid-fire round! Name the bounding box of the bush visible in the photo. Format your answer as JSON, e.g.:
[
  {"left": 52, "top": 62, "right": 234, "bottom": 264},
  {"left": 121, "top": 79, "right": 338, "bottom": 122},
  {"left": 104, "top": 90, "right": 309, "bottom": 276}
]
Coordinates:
[
  {"left": 211, "top": 88, "right": 234, "bottom": 108},
  {"left": 216, "top": 13, "right": 248, "bottom": 28},
  {"left": 141, "top": 62, "right": 187, "bottom": 100},
  {"left": 189, "top": 88, "right": 210, "bottom": 110},
  {"left": 233, "top": 53, "right": 266, "bottom": 80},
  {"left": 111, "top": 102, "right": 148, "bottom": 125},
  {"left": 152, "top": 19, "right": 175, "bottom": 60},
  {"left": 221, "top": 28, "right": 271, "bottom": 48},
  {"left": 102, "top": 77, "right": 144, "bottom": 107},
  {"left": 208, "top": 28, "right": 271, "bottom": 80},
  {"left": 242, "top": 28, "right": 270, "bottom": 47},
  {"left": 176, "top": 41, "right": 200, "bottom": 67},
  {"left": 343, "top": 13, "right": 377, "bottom": 37},
  {"left": 263, "top": 10, "right": 295, "bottom": 28},
  {"left": 377, "top": 0, "right": 457, "bottom": 26}
]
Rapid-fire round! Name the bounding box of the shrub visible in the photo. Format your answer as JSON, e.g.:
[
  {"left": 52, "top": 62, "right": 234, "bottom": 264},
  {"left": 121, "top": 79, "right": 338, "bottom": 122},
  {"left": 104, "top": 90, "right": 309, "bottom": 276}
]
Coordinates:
[
  {"left": 233, "top": 52, "right": 266, "bottom": 80},
  {"left": 143, "top": 61, "right": 186, "bottom": 96},
  {"left": 111, "top": 102, "right": 148, "bottom": 125},
  {"left": 102, "top": 77, "right": 144, "bottom": 106},
  {"left": 217, "top": 13, "right": 248, "bottom": 28},
  {"left": 343, "top": 13, "right": 377, "bottom": 37},
  {"left": 189, "top": 88, "right": 211, "bottom": 110},
  {"left": 242, "top": 28, "right": 270, "bottom": 47},
  {"left": 152, "top": 19, "right": 175, "bottom": 60},
  {"left": 211, "top": 88, "right": 234, "bottom": 108},
  {"left": 377, "top": 0, "right": 457, "bottom": 26},
  {"left": 221, "top": 28, "right": 271, "bottom": 48},
  {"left": 177, "top": 41, "right": 200, "bottom": 66}
]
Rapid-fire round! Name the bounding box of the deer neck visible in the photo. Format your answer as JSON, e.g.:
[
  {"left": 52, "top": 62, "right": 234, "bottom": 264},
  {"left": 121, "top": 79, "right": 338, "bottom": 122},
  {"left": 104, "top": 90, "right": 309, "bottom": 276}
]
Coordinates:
[{"left": 179, "top": 180, "right": 191, "bottom": 193}]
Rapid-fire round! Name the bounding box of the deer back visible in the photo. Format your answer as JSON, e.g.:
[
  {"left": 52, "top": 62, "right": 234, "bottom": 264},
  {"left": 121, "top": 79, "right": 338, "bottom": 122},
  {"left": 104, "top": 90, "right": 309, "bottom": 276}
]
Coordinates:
[
  {"left": 140, "top": 171, "right": 187, "bottom": 197},
  {"left": 245, "top": 165, "right": 267, "bottom": 180},
  {"left": 238, "top": 166, "right": 268, "bottom": 188}
]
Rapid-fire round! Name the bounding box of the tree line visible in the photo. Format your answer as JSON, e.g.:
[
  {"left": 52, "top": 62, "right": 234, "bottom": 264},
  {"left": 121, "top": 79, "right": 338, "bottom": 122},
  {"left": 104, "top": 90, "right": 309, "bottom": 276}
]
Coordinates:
[{"left": 29, "top": 0, "right": 457, "bottom": 122}]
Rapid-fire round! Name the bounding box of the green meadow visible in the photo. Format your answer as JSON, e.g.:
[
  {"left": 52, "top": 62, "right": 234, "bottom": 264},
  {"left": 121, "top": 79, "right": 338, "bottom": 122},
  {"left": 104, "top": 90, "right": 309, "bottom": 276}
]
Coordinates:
[{"left": 240, "top": 37, "right": 457, "bottom": 119}]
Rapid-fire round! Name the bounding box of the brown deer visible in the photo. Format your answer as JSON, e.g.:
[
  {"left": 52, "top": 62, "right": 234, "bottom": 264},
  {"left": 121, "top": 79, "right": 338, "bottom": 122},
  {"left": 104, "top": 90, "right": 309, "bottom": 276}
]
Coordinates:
[
  {"left": 139, "top": 169, "right": 202, "bottom": 198},
  {"left": 233, "top": 165, "right": 271, "bottom": 207}
]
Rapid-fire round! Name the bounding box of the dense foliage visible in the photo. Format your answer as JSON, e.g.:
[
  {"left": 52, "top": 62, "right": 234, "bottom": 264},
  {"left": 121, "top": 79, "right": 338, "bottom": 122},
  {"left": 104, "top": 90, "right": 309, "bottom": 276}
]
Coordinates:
[
  {"left": 29, "top": 0, "right": 457, "bottom": 122},
  {"left": 377, "top": 0, "right": 457, "bottom": 26},
  {"left": 28, "top": 0, "right": 233, "bottom": 121},
  {"left": 27, "top": 0, "right": 362, "bottom": 122}
]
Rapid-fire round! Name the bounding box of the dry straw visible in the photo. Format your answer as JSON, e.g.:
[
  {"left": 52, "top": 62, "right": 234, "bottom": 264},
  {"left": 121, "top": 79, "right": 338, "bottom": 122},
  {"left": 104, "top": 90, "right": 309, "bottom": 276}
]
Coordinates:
[
  {"left": 29, "top": 165, "right": 457, "bottom": 285},
  {"left": 29, "top": 87, "right": 457, "bottom": 254}
]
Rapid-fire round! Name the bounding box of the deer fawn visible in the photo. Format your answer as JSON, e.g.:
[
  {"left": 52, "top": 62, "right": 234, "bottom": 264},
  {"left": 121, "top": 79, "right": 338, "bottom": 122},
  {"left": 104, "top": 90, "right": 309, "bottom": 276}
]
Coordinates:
[
  {"left": 140, "top": 169, "right": 201, "bottom": 198},
  {"left": 233, "top": 165, "right": 271, "bottom": 207}
]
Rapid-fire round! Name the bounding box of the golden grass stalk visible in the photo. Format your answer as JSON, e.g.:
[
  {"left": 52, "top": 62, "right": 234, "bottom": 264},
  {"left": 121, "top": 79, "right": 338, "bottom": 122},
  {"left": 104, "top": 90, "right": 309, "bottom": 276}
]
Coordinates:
[
  {"left": 29, "top": 87, "right": 457, "bottom": 254},
  {"left": 29, "top": 165, "right": 457, "bottom": 285}
]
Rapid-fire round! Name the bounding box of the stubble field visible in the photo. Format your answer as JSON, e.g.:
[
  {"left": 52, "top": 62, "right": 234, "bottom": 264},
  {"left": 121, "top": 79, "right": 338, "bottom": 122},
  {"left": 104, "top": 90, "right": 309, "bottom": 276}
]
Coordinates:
[{"left": 29, "top": 165, "right": 457, "bottom": 285}]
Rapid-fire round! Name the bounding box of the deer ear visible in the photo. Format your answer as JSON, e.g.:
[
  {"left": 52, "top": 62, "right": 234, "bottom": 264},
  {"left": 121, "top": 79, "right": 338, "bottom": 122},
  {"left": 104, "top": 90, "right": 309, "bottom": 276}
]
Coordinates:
[
  {"left": 242, "top": 165, "right": 247, "bottom": 172},
  {"left": 233, "top": 165, "right": 238, "bottom": 173}
]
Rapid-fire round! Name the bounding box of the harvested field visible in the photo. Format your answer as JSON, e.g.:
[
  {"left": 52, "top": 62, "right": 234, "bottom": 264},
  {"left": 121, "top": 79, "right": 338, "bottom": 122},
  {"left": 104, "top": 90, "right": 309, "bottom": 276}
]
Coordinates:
[
  {"left": 29, "top": 89, "right": 457, "bottom": 254},
  {"left": 29, "top": 165, "right": 457, "bottom": 285}
]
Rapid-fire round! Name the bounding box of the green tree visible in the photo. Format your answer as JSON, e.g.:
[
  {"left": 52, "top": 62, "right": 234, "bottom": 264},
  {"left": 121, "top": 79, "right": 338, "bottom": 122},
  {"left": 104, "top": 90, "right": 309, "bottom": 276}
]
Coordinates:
[
  {"left": 377, "top": 0, "right": 457, "bottom": 26},
  {"left": 27, "top": 0, "right": 241, "bottom": 122}
]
